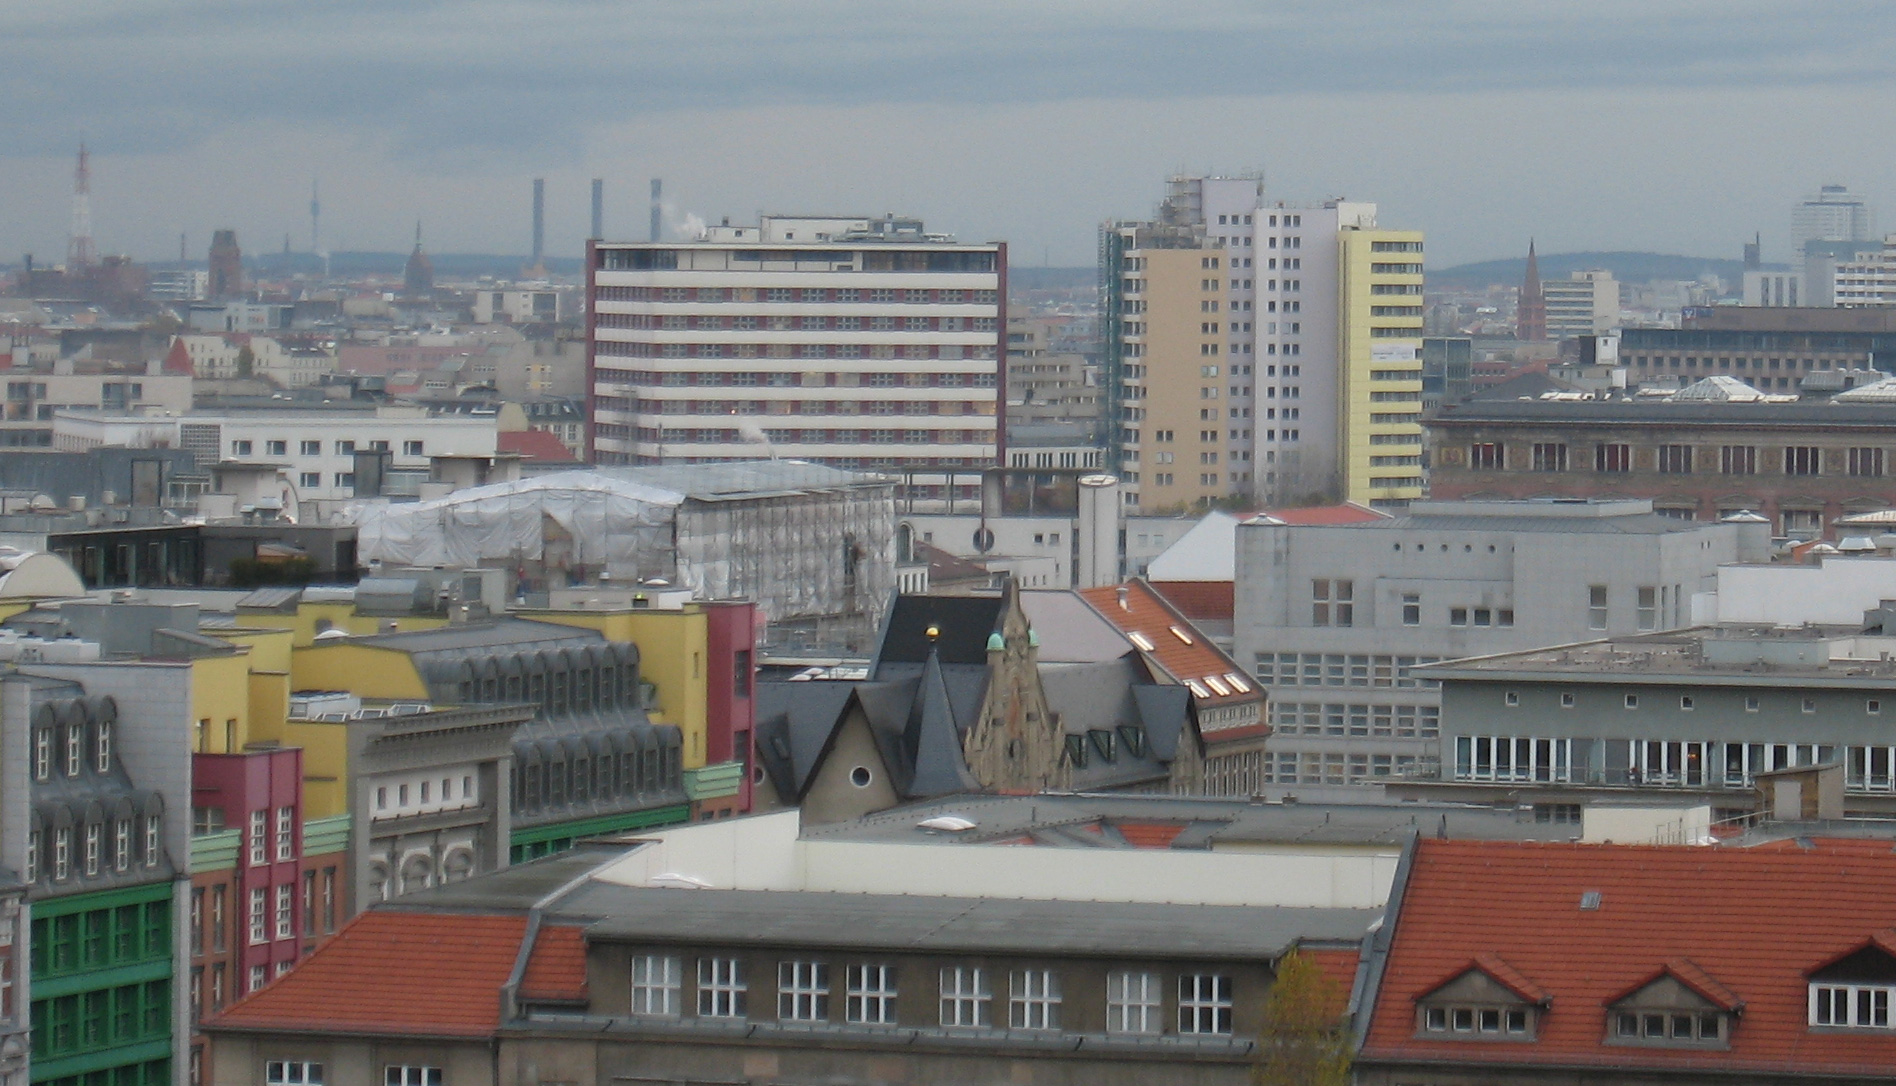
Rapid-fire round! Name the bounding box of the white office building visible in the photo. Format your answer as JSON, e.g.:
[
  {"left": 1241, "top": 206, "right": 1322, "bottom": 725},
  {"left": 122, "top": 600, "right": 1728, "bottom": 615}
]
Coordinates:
[
  {"left": 1794, "top": 184, "right": 1875, "bottom": 257},
  {"left": 1540, "top": 270, "right": 1619, "bottom": 338},
  {"left": 588, "top": 216, "right": 1004, "bottom": 504},
  {"left": 1833, "top": 236, "right": 1896, "bottom": 307}
]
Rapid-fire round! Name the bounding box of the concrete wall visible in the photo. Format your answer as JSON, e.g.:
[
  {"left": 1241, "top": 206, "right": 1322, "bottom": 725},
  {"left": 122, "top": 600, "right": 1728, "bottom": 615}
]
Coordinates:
[{"left": 1709, "top": 556, "right": 1896, "bottom": 626}]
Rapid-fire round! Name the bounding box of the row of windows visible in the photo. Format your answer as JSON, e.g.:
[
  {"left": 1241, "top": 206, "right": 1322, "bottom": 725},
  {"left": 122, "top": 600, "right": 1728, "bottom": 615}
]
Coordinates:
[
  {"left": 27, "top": 816, "right": 162, "bottom": 883},
  {"left": 1450, "top": 735, "right": 1862, "bottom": 788},
  {"left": 1262, "top": 750, "right": 1420, "bottom": 785},
  {"left": 231, "top": 439, "right": 423, "bottom": 458},
  {"left": 32, "top": 700, "right": 115, "bottom": 782},
  {"left": 597, "top": 341, "right": 1000, "bottom": 361},
  {"left": 32, "top": 900, "right": 169, "bottom": 978},
  {"left": 626, "top": 399, "right": 993, "bottom": 417},
  {"left": 33, "top": 981, "right": 168, "bottom": 1062},
  {"left": 1467, "top": 441, "right": 1888, "bottom": 478},
  {"left": 1269, "top": 702, "right": 1441, "bottom": 738},
  {"left": 628, "top": 956, "right": 1235, "bottom": 1035},
  {"left": 596, "top": 313, "right": 999, "bottom": 332},
  {"left": 1252, "top": 653, "right": 1444, "bottom": 690},
  {"left": 639, "top": 428, "right": 979, "bottom": 446},
  {"left": 599, "top": 368, "right": 993, "bottom": 388},
  {"left": 594, "top": 285, "right": 999, "bottom": 304}
]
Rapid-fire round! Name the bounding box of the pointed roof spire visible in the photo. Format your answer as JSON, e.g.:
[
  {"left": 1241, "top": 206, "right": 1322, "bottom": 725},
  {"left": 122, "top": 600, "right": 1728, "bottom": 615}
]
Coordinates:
[
  {"left": 413, "top": 221, "right": 424, "bottom": 251},
  {"left": 1517, "top": 239, "right": 1547, "bottom": 342}
]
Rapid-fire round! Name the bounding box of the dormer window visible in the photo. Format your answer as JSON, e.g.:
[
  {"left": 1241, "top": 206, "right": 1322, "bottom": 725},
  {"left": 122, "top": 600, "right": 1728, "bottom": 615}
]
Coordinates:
[
  {"left": 1809, "top": 936, "right": 1896, "bottom": 1029},
  {"left": 1414, "top": 956, "right": 1546, "bottom": 1042},
  {"left": 1606, "top": 960, "right": 1738, "bottom": 1048}
]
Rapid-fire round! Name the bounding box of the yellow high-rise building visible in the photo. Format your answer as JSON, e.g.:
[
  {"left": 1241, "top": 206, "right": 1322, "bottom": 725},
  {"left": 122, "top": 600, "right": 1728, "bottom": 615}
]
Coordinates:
[{"left": 1337, "top": 229, "right": 1426, "bottom": 507}]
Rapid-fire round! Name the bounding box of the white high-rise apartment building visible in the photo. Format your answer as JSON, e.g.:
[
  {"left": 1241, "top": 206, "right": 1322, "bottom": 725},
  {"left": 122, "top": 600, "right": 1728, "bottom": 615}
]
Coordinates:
[
  {"left": 587, "top": 216, "right": 1004, "bottom": 502},
  {"left": 1540, "top": 270, "right": 1619, "bottom": 338},
  {"left": 1833, "top": 235, "right": 1896, "bottom": 306},
  {"left": 1793, "top": 184, "right": 1875, "bottom": 256},
  {"left": 1103, "top": 176, "right": 1423, "bottom": 513}
]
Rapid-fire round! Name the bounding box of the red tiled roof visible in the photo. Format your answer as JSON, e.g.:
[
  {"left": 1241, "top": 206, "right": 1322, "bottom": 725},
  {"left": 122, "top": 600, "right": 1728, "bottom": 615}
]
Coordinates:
[
  {"left": 1077, "top": 580, "right": 1260, "bottom": 709},
  {"left": 1113, "top": 821, "right": 1187, "bottom": 849},
  {"left": 1362, "top": 838, "right": 1896, "bottom": 1076},
  {"left": 1607, "top": 958, "right": 1743, "bottom": 1012},
  {"left": 207, "top": 911, "right": 531, "bottom": 1038},
  {"left": 1301, "top": 947, "right": 1361, "bottom": 1018},
  {"left": 498, "top": 429, "right": 580, "bottom": 462},
  {"left": 519, "top": 924, "right": 589, "bottom": 1002},
  {"left": 1417, "top": 953, "right": 1550, "bottom": 1005},
  {"left": 1147, "top": 580, "right": 1234, "bottom": 620},
  {"left": 1260, "top": 503, "right": 1388, "bottom": 526},
  {"left": 162, "top": 337, "right": 194, "bottom": 375}
]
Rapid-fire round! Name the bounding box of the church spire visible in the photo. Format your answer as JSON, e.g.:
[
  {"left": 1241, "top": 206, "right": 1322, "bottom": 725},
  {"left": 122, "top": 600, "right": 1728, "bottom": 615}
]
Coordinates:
[{"left": 1516, "top": 239, "right": 1546, "bottom": 342}]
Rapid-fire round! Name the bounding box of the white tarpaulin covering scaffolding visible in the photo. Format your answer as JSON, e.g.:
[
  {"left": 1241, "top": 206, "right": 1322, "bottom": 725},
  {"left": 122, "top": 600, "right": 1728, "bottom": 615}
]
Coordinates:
[
  {"left": 352, "top": 471, "right": 682, "bottom": 579},
  {"left": 347, "top": 465, "right": 896, "bottom": 626}
]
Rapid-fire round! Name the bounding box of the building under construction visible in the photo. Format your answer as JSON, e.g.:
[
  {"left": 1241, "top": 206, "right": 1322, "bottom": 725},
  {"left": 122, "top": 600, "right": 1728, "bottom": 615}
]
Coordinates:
[{"left": 351, "top": 460, "right": 897, "bottom": 652}]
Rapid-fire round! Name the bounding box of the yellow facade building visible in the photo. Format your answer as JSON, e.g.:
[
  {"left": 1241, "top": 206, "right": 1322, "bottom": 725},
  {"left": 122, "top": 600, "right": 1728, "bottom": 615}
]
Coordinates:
[{"left": 1337, "top": 229, "right": 1426, "bottom": 506}]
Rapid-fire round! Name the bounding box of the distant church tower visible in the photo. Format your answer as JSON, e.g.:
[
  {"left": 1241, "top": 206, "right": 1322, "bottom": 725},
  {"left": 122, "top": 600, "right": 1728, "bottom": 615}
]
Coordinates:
[
  {"left": 403, "top": 223, "right": 435, "bottom": 296},
  {"left": 208, "top": 229, "right": 243, "bottom": 299},
  {"left": 1516, "top": 240, "right": 1546, "bottom": 342}
]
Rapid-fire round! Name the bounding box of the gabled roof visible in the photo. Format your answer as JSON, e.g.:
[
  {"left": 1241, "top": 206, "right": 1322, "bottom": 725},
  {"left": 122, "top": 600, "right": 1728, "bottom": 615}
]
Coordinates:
[
  {"left": 206, "top": 911, "right": 564, "bottom": 1038},
  {"left": 1606, "top": 958, "right": 1742, "bottom": 1012},
  {"left": 1362, "top": 838, "right": 1896, "bottom": 1076},
  {"left": 1078, "top": 580, "right": 1259, "bottom": 713},
  {"left": 1417, "top": 952, "right": 1551, "bottom": 1006}
]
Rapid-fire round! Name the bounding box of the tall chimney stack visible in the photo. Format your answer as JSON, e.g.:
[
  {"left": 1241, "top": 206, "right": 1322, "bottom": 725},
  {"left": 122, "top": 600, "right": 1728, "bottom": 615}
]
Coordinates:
[{"left": 531, "top": 178, "right": 546, "bottom": 266}]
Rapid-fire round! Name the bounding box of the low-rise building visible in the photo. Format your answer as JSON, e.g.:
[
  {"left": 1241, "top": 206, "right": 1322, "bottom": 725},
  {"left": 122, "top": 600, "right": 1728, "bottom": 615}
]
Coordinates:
[{"left": 1234, "top": 499, "right": 1750, "bottom": 792}]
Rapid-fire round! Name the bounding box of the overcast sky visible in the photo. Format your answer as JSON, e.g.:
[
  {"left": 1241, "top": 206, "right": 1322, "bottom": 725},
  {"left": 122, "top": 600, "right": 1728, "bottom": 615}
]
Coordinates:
[{"left": 5, "top": 1, "right": 1894, "bottom": 270}]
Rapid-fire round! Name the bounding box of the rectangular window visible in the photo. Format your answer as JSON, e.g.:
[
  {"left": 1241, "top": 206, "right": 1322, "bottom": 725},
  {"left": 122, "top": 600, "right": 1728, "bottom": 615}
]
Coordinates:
[
  {"left": 1311, "top": 578, "right": 1354, "bottom": 627},
  {"left": 403, "top": 440, "right": 425, "bottom": 457},
  {"left": 1784, "top": 446, "right": 1822, "bottom": 476},
  {"left": 1812, "top": 983, "right": 1895, "bottom": 1028},
  {"left": 1531, "top": 442, "right": 1567, "bottom": 472},
  {"left": 1401, "top": 593, "right": 1420, "bottom": 626},
  {"left": 779, "top": 960, "right": 829, "bottom": 1021},
  {"left": 275, "top": 884, "right": 293, "bottom": 939},
  {"left": 1721, "top": 445, "right": 1757, "bottom": 475},
  {"left": 697, "top": 957, "right": 746, "bottom": 1017},
  {"left": 266, "top": 440, "right": 287, "bottom": 456},
  {"left": 275, "top": 806, "right": 294, "bottom": 861},
  {"left": 1637, "top": 586, "right": 1658, "bottom": 631},
  {"left": 630, "top": 954, "right": 682, "bottom": 1016},
  {"left": 1595, "top": 443, "right": 1631, "bottom": 473},
  {"left": 845, "top": 963, "right": 898, "bottom": 1025},
  {"left": 1106, "top": 970, "right": 1161, "bottom": 1034},
  {"left": 384, "top": 1068, "right": 441, "bottom": 1086},
  {"left": 939, "top": 966, "right": 991, "bottom": 1028},
  {"left": 1656, "top": 445, "right": 1693, "bottom": 474},
  {"left": 1851, "top": 447, "right": 1885, "bottom": 477},
  {"left": 266, "top": 1061, "right": 324, "bottom": 1085},
  {"left": 1178, "top": 973, "right": 1234, "bottom": 1035},
  {"left": 1588, "top": 585, "right": 1608, "bottom": 630},
  {"left": 299, "top": 440, "right": 321, "bottom": 456},
  {"left": 250, "top": 810, "right": 268, "bottom": 865},
  {"left": 1010, "top": 969, "right": 1061, "bottom": 1030},
  {"left": 1468, "top": 442, "right": 1503, "bottom": 470},
  {"left": 249, "top": 888, "right": 267, "bottom": 944}
]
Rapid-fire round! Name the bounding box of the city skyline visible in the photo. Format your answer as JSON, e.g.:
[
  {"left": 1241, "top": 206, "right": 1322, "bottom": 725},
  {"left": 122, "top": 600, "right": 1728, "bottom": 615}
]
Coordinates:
[{"left": 5, "top": 3, "right": 1896, "bottom": 269}]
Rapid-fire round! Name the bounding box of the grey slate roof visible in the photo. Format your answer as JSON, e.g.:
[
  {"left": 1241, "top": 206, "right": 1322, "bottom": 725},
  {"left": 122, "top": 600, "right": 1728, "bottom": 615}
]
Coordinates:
[
  {"left": 557, "top": 884, "right": 1379, "bottom": 959},
  {"left": 1434, "top": 398, "right": 1896, "bottom": 426}
]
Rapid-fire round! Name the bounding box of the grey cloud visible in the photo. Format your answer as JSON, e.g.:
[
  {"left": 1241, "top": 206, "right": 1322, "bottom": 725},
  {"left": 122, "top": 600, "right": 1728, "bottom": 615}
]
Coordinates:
[{"left": 5, "top": 1, "right": 1894, "bottom": 162}]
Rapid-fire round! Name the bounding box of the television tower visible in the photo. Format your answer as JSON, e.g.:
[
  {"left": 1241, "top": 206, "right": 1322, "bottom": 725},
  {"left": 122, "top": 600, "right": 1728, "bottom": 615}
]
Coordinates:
[{"left": 68, "top": 144, "right": 96, "bottom": 269}]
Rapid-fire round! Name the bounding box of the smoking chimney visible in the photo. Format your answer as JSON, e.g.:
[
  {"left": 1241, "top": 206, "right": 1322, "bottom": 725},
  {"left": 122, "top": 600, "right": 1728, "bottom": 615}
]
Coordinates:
[
  {"left": 650, "top": 179, "right": 662, "bottom": 243},
  {"left": 532, "top": 178, "right": 546, "bottom": 266},
  {"left": 591, "top": 178, "right": 604, "bottom": 240}
]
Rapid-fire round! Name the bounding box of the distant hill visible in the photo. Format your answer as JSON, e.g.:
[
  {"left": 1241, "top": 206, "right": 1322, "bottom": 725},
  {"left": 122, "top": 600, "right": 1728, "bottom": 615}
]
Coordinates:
[{"left": 1431, "top": 251, "right": 1780, "bottom": 289}]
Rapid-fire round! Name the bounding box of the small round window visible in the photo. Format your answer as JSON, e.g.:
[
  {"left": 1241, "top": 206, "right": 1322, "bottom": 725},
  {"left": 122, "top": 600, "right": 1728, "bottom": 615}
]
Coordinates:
[{"left": 849, "top": 766, "right": 873, "bottom": 788}]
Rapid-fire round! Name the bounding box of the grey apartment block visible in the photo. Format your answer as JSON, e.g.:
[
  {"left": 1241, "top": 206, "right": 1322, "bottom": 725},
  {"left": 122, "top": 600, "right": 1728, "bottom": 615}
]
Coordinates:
[
  {"left": 1398, "top": 625, "right": 1896, "bottom": 817},
  {"left": 1233, "top": 500, "right": 1754, "bottom": 789}
]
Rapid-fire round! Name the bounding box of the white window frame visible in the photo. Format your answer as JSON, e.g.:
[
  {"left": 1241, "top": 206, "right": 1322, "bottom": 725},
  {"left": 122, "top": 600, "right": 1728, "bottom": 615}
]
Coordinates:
[
  {"left": 384, "top": 1067, "right": 442, "bottom": 1086},
  {"left": 64, "top": 723, "right": 81, "bottom": 777},
  {"left": 250, "top": 810, "right": 268, "bottom": 865},
  {"left": 276, "top": 806, "right": 295, "bottom": 861},
  {"left": 1812, "top": 982, "right": 1896, "bottom": 1028},
  {"left": 114, "top": 819, "right": 129, "bottom": 872},
  {"left": 266, "top": 1061, "right": 324, "bottom": 1085},
  {"left": 96, "top": 718, "right": 111, "bottom": 772},
  {"left": 630, "top": 954, "right": 681, "bottom": 1017},
  {"left": 1010, "top": 968, "right": 1061, "bottom": 1031},
  {"left": 778, "top": 960, "right": 829, "bottom": 1021},
  {"left": 53, "top": 827, "right": 70, "bottom": 880},
  {"left": 939, "top": 966, "right": 991, "bottom": 1028},
  {"left": 1178, "top": 973, "right": 1234, "bottom": 1035},
  {"left": 275, "top": 883, "right": 294, "bottom": 939},
  {"left": 144, "top": 814, "right": 160, "bottom": 867},
  {"left": 83, "top": 823, "right": 99, "bottom": 876},
  {"left": 697, "top": 957, "right": 746, "bottom": 1018},
  {"left": 249, "top": 887, "right": 268, "bottom": 945},
  {"left": 1106, "top": 970, "right": 1161, "bottom": 1034},
  {"left": 845, "top": 963, "right": 898, "bottom": 1025}
]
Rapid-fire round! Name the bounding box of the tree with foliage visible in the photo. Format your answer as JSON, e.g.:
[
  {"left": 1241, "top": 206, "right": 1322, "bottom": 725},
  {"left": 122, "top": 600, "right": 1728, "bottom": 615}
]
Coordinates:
[
  {"left": 235, "top": 345, "right": 255, "bottom": 379},
  {"left": 1254, "top": 947, "right": 1352, "bottom": 1086}
]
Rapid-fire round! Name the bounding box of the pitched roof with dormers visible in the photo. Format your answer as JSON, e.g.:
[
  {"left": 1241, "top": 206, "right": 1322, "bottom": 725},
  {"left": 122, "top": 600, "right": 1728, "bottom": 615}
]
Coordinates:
[
  {"left": 1361, "top": 838, "right": 1896, "bottom": 1078},
  {"left": 1077, "top": 580, "right": 1263, "bottom": 740}
]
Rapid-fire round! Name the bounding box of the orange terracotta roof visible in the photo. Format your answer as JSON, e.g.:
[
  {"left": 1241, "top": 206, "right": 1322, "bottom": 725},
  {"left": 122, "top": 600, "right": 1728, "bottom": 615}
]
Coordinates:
[
  {"left": 519, "top": 924, "right": 589, "bottom": 1002},
  {"left": 1147, "top": 580, "right": 1234, "bottom": 621},
  {"left": 208, "top": 911, "right": 530, "bottom": 1038},
  {"left": 498, "top": 429, "right": 580, "bottom": 462},
  {"left": 1113, "top": 820, "right": 1187, "bottom": 849},
  {"left": 1261, "top": 504, "right": 1388, "bottom": 526},
  {"left": 1363, "top": 838, "right": 1896, "bottom": 1076},
  {"left": 1606, "top": 958, "right": 1743, "bottom": 1012},
  {"left": 1300, "top": 946, "right": 1361, "bottom": 1018},
  {"left": 1077, "top": 580, "right": 1260, "bottom": 710}
]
